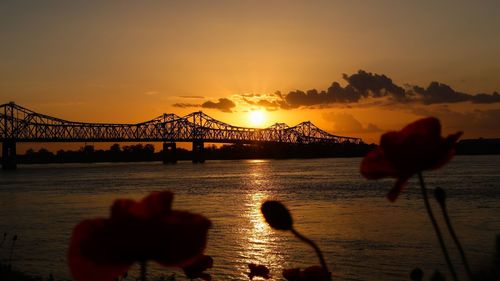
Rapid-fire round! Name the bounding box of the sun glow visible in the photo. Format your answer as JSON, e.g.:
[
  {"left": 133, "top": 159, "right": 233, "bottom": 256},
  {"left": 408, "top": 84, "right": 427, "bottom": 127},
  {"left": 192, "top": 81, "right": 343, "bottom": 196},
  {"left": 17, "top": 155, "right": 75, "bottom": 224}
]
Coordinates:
[{"left": 248, "top": 110, "right": 266, "bottom": 127}]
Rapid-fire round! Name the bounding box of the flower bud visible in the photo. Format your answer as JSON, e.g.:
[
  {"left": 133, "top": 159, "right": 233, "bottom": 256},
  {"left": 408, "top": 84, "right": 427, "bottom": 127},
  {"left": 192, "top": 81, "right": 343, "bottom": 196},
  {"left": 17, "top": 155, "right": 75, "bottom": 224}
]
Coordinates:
[
  {"left": 410, "top": 268, "right": 423, "bottom": 281},
  {"left": 434, "top": 187, "right": 446, "bottom": 207},
  {"left": 261, "top": 201, "right": 293, "bottom": 230}
]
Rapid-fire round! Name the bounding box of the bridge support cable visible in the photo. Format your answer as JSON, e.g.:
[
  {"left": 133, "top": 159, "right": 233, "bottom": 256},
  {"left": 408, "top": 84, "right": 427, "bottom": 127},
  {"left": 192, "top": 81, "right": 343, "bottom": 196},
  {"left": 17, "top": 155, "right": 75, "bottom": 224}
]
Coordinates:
[
  {"left": 162, "top": 142, "right": 177, "bottom": 164},
  {"left": 192, "top": 141, "right": 205, "bottom": 163},
  {"left": 1, "top": 140, "right": 17, "bottom": 170}
]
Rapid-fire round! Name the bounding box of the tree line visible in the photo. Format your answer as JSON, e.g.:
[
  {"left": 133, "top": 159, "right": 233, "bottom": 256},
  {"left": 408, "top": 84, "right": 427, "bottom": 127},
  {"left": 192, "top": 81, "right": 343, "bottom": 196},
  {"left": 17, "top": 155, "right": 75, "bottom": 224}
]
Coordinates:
[{"left": 17, "top": 142, "right": 374, "bottom": 164}]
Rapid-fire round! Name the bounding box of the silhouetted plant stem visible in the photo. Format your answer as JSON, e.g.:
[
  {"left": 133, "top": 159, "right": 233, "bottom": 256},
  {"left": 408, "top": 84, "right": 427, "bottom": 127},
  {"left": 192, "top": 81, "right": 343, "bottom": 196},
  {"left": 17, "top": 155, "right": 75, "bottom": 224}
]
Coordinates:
[
  {"left": 438, "top": 199, "right": 473, "bottom": 280},
  {"left": 418, "top": 172, "right": 458, "bottom": 281},
  {"left": 291, "top": 228, "right": 331, "bottom": 281},
  {"left": 140, "top": 260, "right": 147, "bottom": 281},
  {"left": 8, "top": 235, "right": 17, "bottom": 268},
  {"left": 0, "top": 233, "right": 6, "bottom": 248}
]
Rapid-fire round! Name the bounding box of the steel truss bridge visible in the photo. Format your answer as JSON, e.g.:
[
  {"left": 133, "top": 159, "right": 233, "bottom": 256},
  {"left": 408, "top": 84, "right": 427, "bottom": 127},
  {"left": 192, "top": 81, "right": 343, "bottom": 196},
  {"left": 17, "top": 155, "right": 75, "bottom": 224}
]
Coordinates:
[{"left": 1, "top": 102, "right": 362, "bottom": 169}]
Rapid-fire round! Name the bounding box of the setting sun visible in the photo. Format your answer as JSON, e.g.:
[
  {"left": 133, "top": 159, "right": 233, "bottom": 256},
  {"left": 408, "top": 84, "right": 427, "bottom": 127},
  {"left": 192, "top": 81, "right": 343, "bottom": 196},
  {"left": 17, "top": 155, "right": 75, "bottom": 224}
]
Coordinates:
[{"left": 248, "top": 110, "right": 266, "bottom": 127}]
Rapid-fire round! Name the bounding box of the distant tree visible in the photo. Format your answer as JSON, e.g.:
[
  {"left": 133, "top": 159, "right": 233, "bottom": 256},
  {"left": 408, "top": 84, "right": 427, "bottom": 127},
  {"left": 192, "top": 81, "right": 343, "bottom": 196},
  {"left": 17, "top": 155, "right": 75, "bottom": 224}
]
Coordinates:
[
  {"left": 81, "top": 145, "right": 95, "bottom": 155},
  {"left": 144, "top": 144, "right": 155, "bottom": 153},
  {"left": 110, "top": 144, "right": 121, "bottom": 153},
  {"left": 38, "top": 148, "right": 50, "bottom": 154}
]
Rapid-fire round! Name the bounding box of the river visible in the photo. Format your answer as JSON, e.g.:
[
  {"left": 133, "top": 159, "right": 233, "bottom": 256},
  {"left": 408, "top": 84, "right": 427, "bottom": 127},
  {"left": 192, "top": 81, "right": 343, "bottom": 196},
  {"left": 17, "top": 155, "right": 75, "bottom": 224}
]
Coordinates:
[{"left": 0, "top": 156, "right": 499, "bottom": 280}]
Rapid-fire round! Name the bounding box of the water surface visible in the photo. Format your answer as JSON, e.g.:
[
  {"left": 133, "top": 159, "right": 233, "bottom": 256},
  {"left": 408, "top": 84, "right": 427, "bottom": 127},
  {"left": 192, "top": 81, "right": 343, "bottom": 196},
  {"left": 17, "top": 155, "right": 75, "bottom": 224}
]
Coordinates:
[{"left": 0, "top": 156, "right": 499, "bottom": 280}]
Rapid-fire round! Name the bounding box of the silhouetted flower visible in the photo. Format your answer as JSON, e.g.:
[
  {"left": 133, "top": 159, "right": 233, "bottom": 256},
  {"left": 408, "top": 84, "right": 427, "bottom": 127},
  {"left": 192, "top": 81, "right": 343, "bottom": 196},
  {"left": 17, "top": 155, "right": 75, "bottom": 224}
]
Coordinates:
[
  {"left": 248, "top": 263, "right": 270, "bottom": 280},
  {"left": 68, "top": 191, "right": 211, "bottom": 281},
  {"left": 360, "top": 117, "right": 462, "bottom": 201},
  {"left": 282, "top": 266, "right": 330, "bottom": 281},
  {"left": 410, "top": 268, "right": 424, "bottom": 281},
  {"left": 183, "top": 254, "right": 213, "bottom": 281},
  {"left": 260, "top": 201, "right": 293, "bottom": 230}
]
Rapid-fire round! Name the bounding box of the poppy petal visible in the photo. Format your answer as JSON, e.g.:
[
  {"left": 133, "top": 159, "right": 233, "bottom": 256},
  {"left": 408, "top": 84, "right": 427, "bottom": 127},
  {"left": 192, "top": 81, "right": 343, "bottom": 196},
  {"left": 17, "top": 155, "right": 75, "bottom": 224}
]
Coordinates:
[
  {"left": 387, "top": 175, "right": 411, "bottom": 202},
  {"left": 360, "top": 147, "right": 399, "bottom": 179},
  {"left": 139, "top": 191, "right": 174, "bottom": 218},
  {"left": 401, "top": 117, "right": 441, "bottom": 140},
  {"left": 68, "top": 219, "right": 130, "bottom": 281}
]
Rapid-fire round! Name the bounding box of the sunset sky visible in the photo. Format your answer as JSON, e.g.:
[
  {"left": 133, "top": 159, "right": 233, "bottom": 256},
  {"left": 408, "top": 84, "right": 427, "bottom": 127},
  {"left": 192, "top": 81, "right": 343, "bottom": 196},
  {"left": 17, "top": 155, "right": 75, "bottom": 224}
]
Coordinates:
[{"left": 1, "top": 1, "right": 500, "bottom": 145}]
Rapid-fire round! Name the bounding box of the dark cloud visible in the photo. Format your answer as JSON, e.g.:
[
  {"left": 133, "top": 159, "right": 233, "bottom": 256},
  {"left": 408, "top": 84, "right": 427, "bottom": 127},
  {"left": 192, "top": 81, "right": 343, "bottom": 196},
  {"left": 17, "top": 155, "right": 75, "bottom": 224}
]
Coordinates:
[
  {"left": 470, "top": 92, "right": 500, "bottom": 103},
  {"left": 410, "top": 82, "right": 470, "bottom": 104},
  {"left": 201, "top": 98, "right": 236, "bottom": 112},
  {"left": 342, "top": 70, "right": 406, "bottom": 100},
  {"left": 172, "top": 103, "right": 200, "bottom": 108},
  {"left": 283, "top": 70, "right": 408, "bottom": 108},
  {"left": 178, "top": 70, "right": 500, "bottom": 112},
  {"left": 274, "top": 70, "right": 500, "bottom": 108}
]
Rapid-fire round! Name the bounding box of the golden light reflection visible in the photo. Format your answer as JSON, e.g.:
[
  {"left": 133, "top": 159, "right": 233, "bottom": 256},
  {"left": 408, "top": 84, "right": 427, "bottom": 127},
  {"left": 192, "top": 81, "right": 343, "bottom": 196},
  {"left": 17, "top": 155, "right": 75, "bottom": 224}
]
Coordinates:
[{"left": 237, "top": 160, "right": 286, "bottom": 279}]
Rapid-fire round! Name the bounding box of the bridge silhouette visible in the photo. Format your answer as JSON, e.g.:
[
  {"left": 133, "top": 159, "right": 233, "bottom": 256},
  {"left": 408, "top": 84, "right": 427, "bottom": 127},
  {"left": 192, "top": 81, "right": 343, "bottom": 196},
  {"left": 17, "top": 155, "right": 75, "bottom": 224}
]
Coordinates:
[{"left": 1, "top": 102, "right": 362, "bottom": 169}]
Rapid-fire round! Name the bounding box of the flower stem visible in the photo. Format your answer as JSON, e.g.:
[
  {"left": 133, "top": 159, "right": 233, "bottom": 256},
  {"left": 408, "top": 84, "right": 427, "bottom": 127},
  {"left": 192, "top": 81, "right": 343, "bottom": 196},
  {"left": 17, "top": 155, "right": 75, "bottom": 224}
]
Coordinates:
[
  {"left": 418, "top": 172, "right": 458, "bottom": 281},
  {"left": 0, "top": 233, "right": 6, "bottom": 248},
  {"left": 291, "top": 228, "right": 331, "bottom": 281},
  {"left": 8, "top": 239, "right": 16, "bottom": 267},
  {"left": 438, "top": 202, "right": 473, "bottom": 280},
  {"left": 140, "top": 260, "right": 147, "bottom": 281}
]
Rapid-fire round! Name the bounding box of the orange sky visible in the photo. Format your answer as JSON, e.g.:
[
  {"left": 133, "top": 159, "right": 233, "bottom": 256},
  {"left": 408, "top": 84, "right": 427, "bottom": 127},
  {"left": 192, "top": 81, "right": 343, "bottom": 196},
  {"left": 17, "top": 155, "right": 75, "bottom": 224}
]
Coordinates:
[{"left": 1, "top": 1, "right": 500, "bottom": 148}]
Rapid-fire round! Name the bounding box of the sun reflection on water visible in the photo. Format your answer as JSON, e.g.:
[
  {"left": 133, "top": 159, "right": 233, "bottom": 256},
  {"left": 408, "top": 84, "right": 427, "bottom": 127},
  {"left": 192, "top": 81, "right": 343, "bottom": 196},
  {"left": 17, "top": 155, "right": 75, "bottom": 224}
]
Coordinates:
[{"left": 237, "top": 160, "right": 286, "bottom": 279}]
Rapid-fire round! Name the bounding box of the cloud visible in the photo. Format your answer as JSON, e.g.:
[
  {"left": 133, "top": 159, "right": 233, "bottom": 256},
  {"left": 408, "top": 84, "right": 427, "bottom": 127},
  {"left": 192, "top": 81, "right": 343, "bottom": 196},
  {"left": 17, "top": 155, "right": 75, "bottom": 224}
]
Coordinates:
[
  {"left": 410, "top": 82, "right": 470, "bottom": 104},
  {"left": 343, "top": 70, "right": 407, "bottom": 100},
  {"left": 283, "top": 70, "right": 408, "bottom": 108},
  {"left": 242, "top": 97, "right": 281, "bottom": 111},
  {"left": 173, "top": 70, "right": 500, "bottom": 114},
  {"left": 243, "top": 70, "right": 500, "bottom": 109},
  {"left": 172, "top": 103, "right": 200, "bottom": 108},
  {"left": 470, "top": 92, "right": 500, "bottom": 103},
  {"left": 323, "top": 112, "right": 383, "bottom": 134},
  {"left": 201, "top": 98, "right": 236, "bottom": 112}
]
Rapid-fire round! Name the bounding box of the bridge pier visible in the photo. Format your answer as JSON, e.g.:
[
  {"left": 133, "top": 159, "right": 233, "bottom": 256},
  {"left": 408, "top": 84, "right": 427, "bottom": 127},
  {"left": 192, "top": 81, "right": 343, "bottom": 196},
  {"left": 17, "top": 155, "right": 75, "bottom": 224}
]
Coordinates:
[
  {"left": 1, "top": 140, "right": 17, "bottom": 170},
  {"left": 162, "top": 142, "right": 177, "bottom": 164},
  {"left": 192, "top": 141, "right": 205, "bottom": 163}
]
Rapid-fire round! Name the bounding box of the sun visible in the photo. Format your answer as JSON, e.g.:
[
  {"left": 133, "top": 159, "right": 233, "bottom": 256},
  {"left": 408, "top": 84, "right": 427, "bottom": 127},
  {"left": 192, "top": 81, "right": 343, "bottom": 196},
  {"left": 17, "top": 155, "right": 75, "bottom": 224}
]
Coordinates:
[{"left": 248, "top": 110, "right": 266, "bottom": 127}]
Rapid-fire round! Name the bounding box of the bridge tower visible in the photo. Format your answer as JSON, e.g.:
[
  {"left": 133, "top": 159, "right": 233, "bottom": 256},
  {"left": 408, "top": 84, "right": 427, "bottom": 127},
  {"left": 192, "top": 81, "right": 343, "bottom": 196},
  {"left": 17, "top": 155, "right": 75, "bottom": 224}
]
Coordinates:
[
  {"left": 192, "top": 141, "right": 205, "bottom": 163},
  {"left": 1, "top": 140, "right": 17, "bottom": 170},
  {"left": 2, "top": 102, "right": 17, "bottom": 170},
  {"left": 162, "top": 142, "right": 177, "bottom": 164}
]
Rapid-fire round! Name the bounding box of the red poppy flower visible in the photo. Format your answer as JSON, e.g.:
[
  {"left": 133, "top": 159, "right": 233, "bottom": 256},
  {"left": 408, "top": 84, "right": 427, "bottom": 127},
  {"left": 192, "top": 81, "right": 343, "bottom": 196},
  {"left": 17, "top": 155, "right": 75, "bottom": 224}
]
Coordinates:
[
  {"left": 360, "top": 117, "right": 462, "bottom": 201},
  {"left": 282, "top": 266, "right": 330, "bottom": 281},
  {"left": 248, "top": 263, "right": 270, "bottom": 280},
  {"left": 183, "top": 254, "right": 213, "bottom": 281},
  {"left": 68, "top": 191, "right": 211, "bottom": 281}
]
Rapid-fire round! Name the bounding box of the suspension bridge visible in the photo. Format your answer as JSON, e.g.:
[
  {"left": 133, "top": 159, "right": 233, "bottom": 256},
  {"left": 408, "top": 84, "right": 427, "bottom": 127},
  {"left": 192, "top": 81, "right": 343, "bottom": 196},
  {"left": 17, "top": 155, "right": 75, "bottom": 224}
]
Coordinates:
[{"left": 1, "top": 102, "right": 362, "bottom": 169}]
